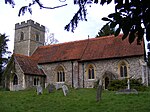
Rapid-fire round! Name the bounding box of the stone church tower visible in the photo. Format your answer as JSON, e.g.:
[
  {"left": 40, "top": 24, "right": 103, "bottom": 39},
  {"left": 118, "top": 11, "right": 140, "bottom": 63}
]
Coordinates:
[{"left": 14, "top": 19, "right": 45, "bottom": 56}]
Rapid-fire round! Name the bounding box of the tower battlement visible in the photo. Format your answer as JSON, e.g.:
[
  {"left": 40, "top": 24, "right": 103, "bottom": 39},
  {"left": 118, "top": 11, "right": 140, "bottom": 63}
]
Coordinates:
[{"left": 15, "top": 19, "right": 45, "bottom": 32}]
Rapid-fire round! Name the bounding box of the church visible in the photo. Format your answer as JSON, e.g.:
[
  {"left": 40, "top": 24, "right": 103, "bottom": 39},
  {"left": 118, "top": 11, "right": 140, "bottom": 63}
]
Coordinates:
[{"left": 3, "top": 20, "right": 149, "bottom": 91}]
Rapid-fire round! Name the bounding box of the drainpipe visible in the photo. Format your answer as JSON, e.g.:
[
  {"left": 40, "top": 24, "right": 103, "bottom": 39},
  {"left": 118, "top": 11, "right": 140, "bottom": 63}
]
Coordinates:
[
  {"left": 77, "top": 62, "right": 80, "bottom": 87},
  {"left": 82, "top": 63, "right": 84, "bottom": 88},
  {"left": 71, "top": 61, "right": 74, "bottom": 88}
]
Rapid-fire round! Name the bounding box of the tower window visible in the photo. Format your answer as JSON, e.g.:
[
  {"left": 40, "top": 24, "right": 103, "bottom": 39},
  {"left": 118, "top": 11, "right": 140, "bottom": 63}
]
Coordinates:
[
  {"left": 20, "top": 32, "right": 24, "bottom": 41},
  {"left": 36, "top": 34, "right": 40, "bottom": 41}
]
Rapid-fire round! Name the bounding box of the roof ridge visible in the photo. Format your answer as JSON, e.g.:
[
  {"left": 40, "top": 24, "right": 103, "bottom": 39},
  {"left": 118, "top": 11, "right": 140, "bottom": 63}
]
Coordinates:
[
  {"left": 38, "top": 34, "right": 123, "bottom": 49},
  {"left": 38, "top": 38, "right": 88, "bottom": 49}
]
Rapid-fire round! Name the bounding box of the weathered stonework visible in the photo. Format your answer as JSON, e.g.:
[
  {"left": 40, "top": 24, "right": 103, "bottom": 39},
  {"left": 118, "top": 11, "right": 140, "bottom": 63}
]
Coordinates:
[
  {"left": 4, "top": 20, "right": 149, "bottom": 91},
  {"left": 9, "top": 60, "right": 24, "bottom": 91},
  {"left": 41, "top": 61, "right": 78, "bottom": 87},
  {"left": 14, "top": 20, "right": 45, "bottom": 56},
  {"left": 40, "top": 56, "right": 145, "bottom": 88}
]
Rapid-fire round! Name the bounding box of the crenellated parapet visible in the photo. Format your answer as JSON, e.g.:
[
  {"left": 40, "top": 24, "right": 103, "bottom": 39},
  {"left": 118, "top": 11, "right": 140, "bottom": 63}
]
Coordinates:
[{"left": 15, "top": 19, "right": 45, "bottom": 32}]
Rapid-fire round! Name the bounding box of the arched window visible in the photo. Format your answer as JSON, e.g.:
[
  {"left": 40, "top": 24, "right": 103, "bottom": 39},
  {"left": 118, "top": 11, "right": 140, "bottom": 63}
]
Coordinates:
[
  {"left": 13, "top": 75, "right": 18, "bottom": 85},
  {"left": 57, "top": 66, "right": 65, "bottom": 82},
  {"left": 88, "top": 65, "right": 95, "bottom": 79},
  {"left": 20, "top": 32, "right": 24, "bottom": 41},
  {"left": 120, "top": 61, "right": 128, "bottom": 78}
]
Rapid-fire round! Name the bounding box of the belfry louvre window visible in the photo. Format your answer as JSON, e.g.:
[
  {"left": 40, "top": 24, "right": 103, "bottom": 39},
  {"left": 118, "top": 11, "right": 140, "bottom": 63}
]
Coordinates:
[
  {"left": 36, "top": 33, "right": 40, "bottom": 41},
  {"left": 88, "top": 65, "right": 95, "bottom": 79},
  {"left": 120, "top": 62, "right": 127, "bottom": 77},
  {"left": 57, "top": 66, "right": 65, "bottom": 82},
  {"left": 13, "top": 75, "right": 18, "bottom": 85},
  {"left": 20, "top": 32, "right": 24, "bottom": 41}
]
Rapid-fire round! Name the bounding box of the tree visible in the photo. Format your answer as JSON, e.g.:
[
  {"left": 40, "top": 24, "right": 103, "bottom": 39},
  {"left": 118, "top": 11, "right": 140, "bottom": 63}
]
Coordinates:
[
  {"left": 96, "top": 24, "right": 115, "bottom": 37},
  {"left": 45, "top": 28, "right": 59, "bottom": 45},
  {"left": 0, "top": 33, "right": 11, "bottom": 85},
  {"left": 4, "top": 0, "right": 150, "bottom": 44}
]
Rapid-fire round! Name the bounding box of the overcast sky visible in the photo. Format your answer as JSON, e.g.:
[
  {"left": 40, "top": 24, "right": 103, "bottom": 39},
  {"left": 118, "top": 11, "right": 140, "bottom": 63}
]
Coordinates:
[{"left": 0, "top": 0, "right": 115, "bottom": 52}]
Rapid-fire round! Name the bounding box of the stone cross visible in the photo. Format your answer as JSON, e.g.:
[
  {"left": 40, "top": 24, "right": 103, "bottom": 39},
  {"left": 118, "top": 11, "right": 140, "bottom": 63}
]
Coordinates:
[
  {"left": 62, "top": 85, "right": 69, "bottom": 96},
  {"left": 37, "top": 85, "right": 43, "bottom": 95},
  {"left": 48, "top": 84, "right": 55, "bottom": 93}
]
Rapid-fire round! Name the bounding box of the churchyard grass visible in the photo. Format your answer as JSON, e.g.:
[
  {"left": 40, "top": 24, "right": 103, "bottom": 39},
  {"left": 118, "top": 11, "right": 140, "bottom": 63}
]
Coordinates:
[{"left": 0, "top": 88, "right": 150, "bottom": 112}]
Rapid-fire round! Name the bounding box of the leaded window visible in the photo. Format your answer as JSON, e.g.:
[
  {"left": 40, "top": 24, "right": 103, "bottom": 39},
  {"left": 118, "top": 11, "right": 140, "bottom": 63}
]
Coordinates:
[
  {"left": 88, "top": 65, "right": 95, "bottom": 79},
  {"left": 120, "top": 62, "right": 127, "bottom": 77},
  {"left": 57, "top": 66, "right": 65, "bottom": 82},
  {"left": 33, "top": 77, "right": 40, "bottom": 86}
]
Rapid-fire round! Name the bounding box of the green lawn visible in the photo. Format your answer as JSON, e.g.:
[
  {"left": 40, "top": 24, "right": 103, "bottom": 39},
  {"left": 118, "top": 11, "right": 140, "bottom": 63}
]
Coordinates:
[{"left": 0, "top": 88, "right": 150, "bottom": 112}]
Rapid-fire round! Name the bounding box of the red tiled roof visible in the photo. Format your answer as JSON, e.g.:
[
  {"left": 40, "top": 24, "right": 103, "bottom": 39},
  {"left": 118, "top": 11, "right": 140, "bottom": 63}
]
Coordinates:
[
  {"left": 32, "top": 34, "right": 144, "bottom": 64},
  {"left": 14, "top": 54, "right": 45, "bottom": 76},
  {"left": 81, "top": 34, "right": 144, "bottom": 61},
  {"left": 32, "top": 39, "right": 89, "bottom": 63}
]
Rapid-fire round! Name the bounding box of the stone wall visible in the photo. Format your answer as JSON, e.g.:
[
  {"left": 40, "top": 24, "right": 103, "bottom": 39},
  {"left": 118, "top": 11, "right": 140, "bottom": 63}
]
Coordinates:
[
  {"left": 14, "top": 20, "right": 45, "bottom": 56},
  {"left": 41, "top": 61, "right": 79, "bottom": 88},
  {"left": 41, "top": 56, "right": 145, "bottom": 88},
  {"left": 9, "top": 61, "right": 25, "bottom": 91},
  {"left": 25, "top": 75, "right": 45, "bottom": 88},
  {"left": 79, "top": 56, "right": 144, "bottom": 88}
]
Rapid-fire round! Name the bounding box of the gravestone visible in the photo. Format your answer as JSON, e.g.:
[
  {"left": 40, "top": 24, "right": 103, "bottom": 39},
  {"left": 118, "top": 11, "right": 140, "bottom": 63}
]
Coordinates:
[
  {"left": 37, "top": 85, "right": 43, "bottom": 95},
  {"left": 48, "top": 84, "right": 55, "bottom": 93},
  {"left": 62, "top": 85, "right": 69, "bottom": 96},
  {"left": 96, "top": 80, "right": 103, "bottom": 102},
  {"left": 74, "top": 82, "right": 79, "bottom": 89},
  {"left": 55, "top": 83, "right": 62, "bottom": 90},
  {"left": 116, "top": 89, "right": 138, "bottom": 94}
]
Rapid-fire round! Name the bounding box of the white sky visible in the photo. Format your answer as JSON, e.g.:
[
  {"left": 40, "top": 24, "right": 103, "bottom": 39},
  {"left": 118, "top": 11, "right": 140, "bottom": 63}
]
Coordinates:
[{"left": 0, "top": 0, "right": 115, "bottom": 53}]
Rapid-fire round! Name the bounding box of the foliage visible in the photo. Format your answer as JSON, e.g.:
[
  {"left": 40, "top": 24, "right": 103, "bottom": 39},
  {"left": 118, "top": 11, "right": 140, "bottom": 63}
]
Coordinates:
[
  {"left": 100, "top": 0, "right": 149, "bottom": 44},
  {"left": 108, "top": 79, "right": 127, "bottom": 91},
  {"left": 4, "top": 0, "right": 150, "bottom": 43},
  {"left": 108, "top": 78, "right": 147, "bottom": 91},
  {"left": 44, "top": 28, "right": 59, "bottom": 45},
  {"left": 96, "top": 24, "right": 115, "bottom": 37},
  {"left": 1, "top": 88, "right": 150, "bottom": 112},
  {"left": 0, "top": 33, "right": 11, "bottom": 85},
  {"left": 5, "top": 0, "right": 67, "bottom": 16},
  {"left": 147, "top": 52, "right": 150, "bottom": 66}
]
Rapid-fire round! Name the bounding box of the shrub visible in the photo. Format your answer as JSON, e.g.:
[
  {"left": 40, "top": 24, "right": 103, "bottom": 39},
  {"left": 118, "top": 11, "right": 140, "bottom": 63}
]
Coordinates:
[{"left": 108, "top": 78, "right": 147, "bottom": 91}]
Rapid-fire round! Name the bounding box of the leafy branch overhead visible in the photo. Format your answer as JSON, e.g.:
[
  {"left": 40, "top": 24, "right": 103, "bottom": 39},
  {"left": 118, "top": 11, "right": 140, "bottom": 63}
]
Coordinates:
[
  {"left": 4, "top": 0, "right": 150, "bottom": 44},
  {"left": 100, "top": 0, "right": 150, "bottom": 44},
  {"left": 96, "top": 23, "right": 115, "bottom": 37},
  {"left": 72, "top": 0, "right": 150, "bottom": 44}
]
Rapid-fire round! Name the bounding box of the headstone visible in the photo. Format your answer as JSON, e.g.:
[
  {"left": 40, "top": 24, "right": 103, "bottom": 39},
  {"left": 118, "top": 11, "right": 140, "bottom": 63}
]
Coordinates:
[
  {"left": 116, "top": 89, "right": 138, "bottom": 94},
  {"left": 55, "top": 83, "right": 62, "bottom": 90},
  {"left": 74, "top": 82, "right": 79, "bottom": 89},
  {"left": 96, "top": 80, "right": 103, "bottom": 102},
  {"left": 62, "top": 85, "right": 69, "bottom": 96},
  {"left": 37, "top": 85, "right": 43, "bottom": 95},
  {"left": 48, "top": 84, "right": 55, "bottom": 93}
]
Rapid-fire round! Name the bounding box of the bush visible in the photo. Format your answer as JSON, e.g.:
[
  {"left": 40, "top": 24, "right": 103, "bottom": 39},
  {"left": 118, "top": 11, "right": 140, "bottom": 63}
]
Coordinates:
[{"left": 108, "top": 78, "right": 147, "bottom": 91}]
